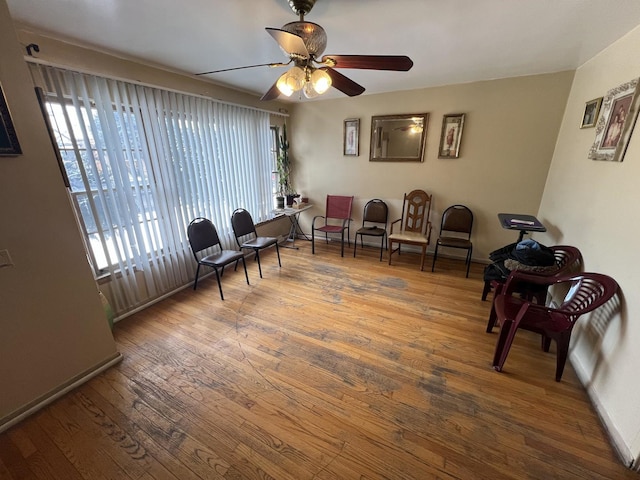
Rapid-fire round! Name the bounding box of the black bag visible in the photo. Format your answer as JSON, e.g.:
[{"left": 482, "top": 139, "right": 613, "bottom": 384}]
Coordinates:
[
  {"left": 483, "top": 260, "right": 511, "bottom": 282},
  {"left": 489, "top": 242, "right": 517, "bottom": 263},
  {"left": 484, "top": 240, "right": 555, "bottom": 284}
]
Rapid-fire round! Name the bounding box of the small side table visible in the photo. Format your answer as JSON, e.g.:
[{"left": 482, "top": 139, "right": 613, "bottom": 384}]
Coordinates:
[
  {"left": 498, "top": 213, "right": 546, "bottom": 242},
  {"left": 273, "top": 204, "right": 313, "bottom": 249}
]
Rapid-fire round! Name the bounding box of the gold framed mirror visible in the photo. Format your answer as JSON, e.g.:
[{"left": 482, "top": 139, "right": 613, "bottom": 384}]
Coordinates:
[{"left": 369, "top": 113, "right": 428, "bottom": 162}]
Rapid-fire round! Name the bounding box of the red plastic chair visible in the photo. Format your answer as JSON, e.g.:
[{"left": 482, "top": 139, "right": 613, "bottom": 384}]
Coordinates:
[
  {"left": 312, "top": 195, "right": 354, "bottom": 257},
  {"left": 485, "top": 245, "right": 582, "bottom": 333},
  {"left": 492, "top": 271, "right": 619, "bottom": 381}
]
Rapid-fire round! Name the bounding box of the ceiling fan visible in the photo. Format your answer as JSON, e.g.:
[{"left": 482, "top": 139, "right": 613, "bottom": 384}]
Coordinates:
[{"left": 196, "top": 0, "right": 413, "bottom": 101}]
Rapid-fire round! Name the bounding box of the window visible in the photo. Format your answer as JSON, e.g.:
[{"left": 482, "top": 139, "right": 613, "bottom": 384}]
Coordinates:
[{"left": 34, "top": 64, "right": 276, "bottom": 314}]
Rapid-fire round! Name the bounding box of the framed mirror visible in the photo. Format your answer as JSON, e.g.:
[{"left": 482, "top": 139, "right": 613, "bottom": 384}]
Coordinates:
[{"left": 369, "top": 113, "right": 428, "bottom": 162}]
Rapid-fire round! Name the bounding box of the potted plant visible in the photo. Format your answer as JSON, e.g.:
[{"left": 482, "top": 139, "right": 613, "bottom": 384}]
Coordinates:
[{"left": 276, "top": 124, "right": 299, "bottom": 207}]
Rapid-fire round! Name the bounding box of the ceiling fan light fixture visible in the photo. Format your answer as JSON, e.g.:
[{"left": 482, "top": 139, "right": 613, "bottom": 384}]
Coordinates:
[
  {"left": 276, "top": 66, "right": 305, "bottom": 96},
  {"left": 302, "top": 81, "right": 320, "bottom": 99},
  {"left": 310, "top": 68, "right": 332, "bottom": 94}
]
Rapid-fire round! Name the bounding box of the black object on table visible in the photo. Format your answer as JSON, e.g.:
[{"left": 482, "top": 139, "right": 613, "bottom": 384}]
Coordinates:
[{"left": 497, "top": 213, "right": 546, "bottom": 242}]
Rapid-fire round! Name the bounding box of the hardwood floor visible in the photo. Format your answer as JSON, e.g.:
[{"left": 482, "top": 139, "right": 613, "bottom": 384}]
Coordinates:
[{"left": 1, "top": 240, "right": 635, "bottom": 479}]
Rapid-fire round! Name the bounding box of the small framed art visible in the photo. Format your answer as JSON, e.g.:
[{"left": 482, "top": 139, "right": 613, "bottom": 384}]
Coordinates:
[
  {"left": 588, "top": 78, "right": 640, "bottom": 162},
  {"left": 343, "top": 118, "right": 359, "bottom": 156},
  {"left": 580, "top": 97, "right": 602, "bottom": 128},
  {"left": 438, "top": 113, "right": 465, "bottom": 159},
  {"left": 0, "top": 83, "right": 22, "bottom": 156}
]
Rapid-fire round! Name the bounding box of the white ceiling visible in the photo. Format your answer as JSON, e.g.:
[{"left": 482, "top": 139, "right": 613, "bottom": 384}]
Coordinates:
[{"left": 8, "top": 0, "right": 640, "bottom": 102}]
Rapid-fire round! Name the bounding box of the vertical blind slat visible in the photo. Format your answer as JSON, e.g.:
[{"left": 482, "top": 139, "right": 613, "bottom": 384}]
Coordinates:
[{"left": 32, "top": 64, "right": 275, "bottom": 316}]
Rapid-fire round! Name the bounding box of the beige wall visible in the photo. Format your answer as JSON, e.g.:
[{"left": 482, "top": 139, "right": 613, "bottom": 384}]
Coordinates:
[
  {"left": 288, "top": 72, "right": 574, "bottom": 260},
  {"left": 0, "top": 0, "right": 119, "bottom": 426},
  {"left": 537, "top": 25, "right": 640, "bottom": 464}
]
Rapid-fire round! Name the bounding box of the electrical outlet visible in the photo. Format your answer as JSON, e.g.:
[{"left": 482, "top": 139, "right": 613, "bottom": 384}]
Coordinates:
[{"left": 0, "top": 249, "right": 14, "bottom": 268}]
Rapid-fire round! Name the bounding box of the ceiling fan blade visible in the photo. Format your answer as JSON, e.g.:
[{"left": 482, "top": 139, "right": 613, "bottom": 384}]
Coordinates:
[
  {"left": 321, "top": 55, "right": 414, "bottom": 71},
  {"left": 260, "top": 81, "right": 281, "bottom": 101},
  {"left": 196, "top": 62, "right": 289, "bottom": 76},
  {"left": 266, "top": 27, "right": 309, "bottom": 59},
  {"left": 322, "top": 67, "right": 365, "bottom": 97}
]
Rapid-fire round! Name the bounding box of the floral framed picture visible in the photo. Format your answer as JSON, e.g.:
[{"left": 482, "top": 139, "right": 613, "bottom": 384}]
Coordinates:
[
  {"left": 588, "top": 78, "right": 640, "bottom": 162},
  {"left": 0, "top": 82, "right": 22, "bottom": 156},
  {"left": 580, "top": 97, "right": 602, "bottom": 129},
  {"left": 438, "top": 113, "right": 465, "bottom": 159},
  {"left": 343, "top": 118, "right": 359, "bottom": 156}
]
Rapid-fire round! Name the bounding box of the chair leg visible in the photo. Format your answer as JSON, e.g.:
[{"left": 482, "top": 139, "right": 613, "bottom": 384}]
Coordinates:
[
  {"left": 486, "top": 283, "right": 505, "bottom": 332},
  {"left": 482, "top": 280, "right": 492, "bottom": 301},
  {"left": 312, "top": 228, "right": 315, "bottom": 254},
  {"left": 555, "top": 334, "right": 569, "bottom": 382},
  {"left": 379, "top": 235, "right": 384, "bottom": 261},
  {"left": 214, "top": 267, "right": 224, "bottom": 300},
  {"left": 431, "top": 244, "right": 439, "bottom": 272},
  {"left": 353, "top": 234, "right": 358, "bottom": 258},
  {"left": 493, "top": 305, "right": 528, "bottom": 372},
  {"left": 241, "top": 257, "right": 250, "bottom": 286},
  {"left": 492, "top": 319, "right": 514, "bottom": 370},
  {"left": 420, "top": 245, "right": 426, "bottom": 271},
  {"left": 193, "top": 264, "right": 201, "bottom": 290},
  {"left": 486, "top": 303, "right": 498, "bottom": 333},
  {"left": 275, "top": 243, "right": 281, "bottom": 267},
  {"left": 340, "top": 230, "right": 345, "bottom": 257},
  {"left": 465, "top": 247, "right": 472, "bottom": 278},
  {"left": 388, "top": 240, "right": 394, "bottom": 265},
  {"left": 255, "top": 249, "right": 263, "bottom": 278}
]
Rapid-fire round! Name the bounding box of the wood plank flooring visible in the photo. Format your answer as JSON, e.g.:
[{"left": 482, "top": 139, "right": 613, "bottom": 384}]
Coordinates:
[{"left": 1, "top": 239, "right": 635, "bottom": 479}]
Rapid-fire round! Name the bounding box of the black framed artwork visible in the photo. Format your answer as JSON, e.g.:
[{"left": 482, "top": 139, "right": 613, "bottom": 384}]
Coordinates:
[{"left": 0, "top": 82, "right": 22, "bottom": 156}]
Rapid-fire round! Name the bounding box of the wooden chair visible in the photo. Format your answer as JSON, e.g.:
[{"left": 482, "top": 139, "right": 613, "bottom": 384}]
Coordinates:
[
  {"left": 187, "top": 217, "right": 249, "bottom": 300},
  {"left": 354, "top": 199, "right": 388, "bottom": 261},
  {"left": 492, "top": 271, "right": 618, "bottom": 381},
  {"left": 431, "top": 204, "right": 474, "bottom": 277},
  {"left": 388, "top": 189, "right": 432, "bottom": 270},
  {"left": 312, "top": 195, "right": 354, "bottom": 257},
  {"left": 231, "top": 208, "right": 281, "bottom": 278}
]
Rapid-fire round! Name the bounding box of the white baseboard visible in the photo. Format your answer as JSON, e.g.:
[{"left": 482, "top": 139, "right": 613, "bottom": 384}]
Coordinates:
[
  {"left": 0, "top": 352, "right": 123, "bottom": 434},
  {"left": 571, "top": 354, "right": 636, "bottom": 469}
]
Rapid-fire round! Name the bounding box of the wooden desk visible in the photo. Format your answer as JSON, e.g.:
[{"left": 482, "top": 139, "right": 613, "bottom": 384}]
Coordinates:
[
  {"left": 498, "top": 213, "right": 546, "bottom": 242},
  {"left": 273, "top": 204, "right": 313, "bottom": 249}
]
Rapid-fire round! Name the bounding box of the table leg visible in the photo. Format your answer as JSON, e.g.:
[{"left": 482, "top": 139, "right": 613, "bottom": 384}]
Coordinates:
[{"left": 281, "top": 214, "right": 301, "bottom": 249}]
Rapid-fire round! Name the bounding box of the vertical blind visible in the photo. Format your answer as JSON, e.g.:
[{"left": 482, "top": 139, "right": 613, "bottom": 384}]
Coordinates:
[{"left": 31, "top": 64, "right": 275, "bottom": 316}]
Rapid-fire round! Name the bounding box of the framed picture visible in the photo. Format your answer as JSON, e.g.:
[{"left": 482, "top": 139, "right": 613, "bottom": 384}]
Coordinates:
[
  {"left": 438, "top": 113, "right": 465, "bottom": 158},
  {"left": 581, "top": 97, "right": 603, "bottom": 128},
  {"left": 343, "top": 118, "right": 359, "bottom": 156},
  {"left": 369, "top": 113, "right": 428, "bottom": 162},
  {"left": 589, "top": 78, "right": 640, "bottom": 162},
  {"left": 0, "top": 82, "right": 22, "bottom": 156}
]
